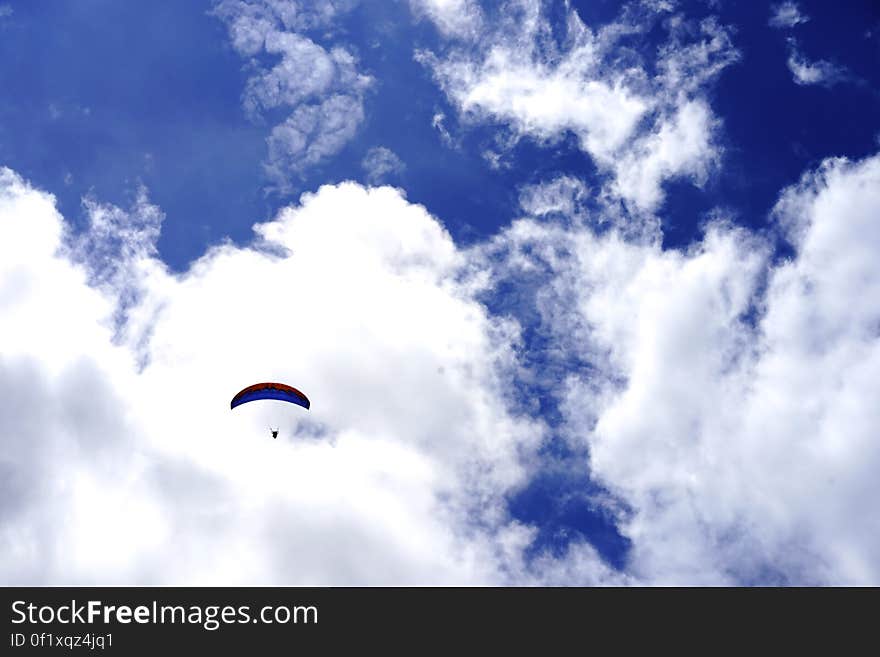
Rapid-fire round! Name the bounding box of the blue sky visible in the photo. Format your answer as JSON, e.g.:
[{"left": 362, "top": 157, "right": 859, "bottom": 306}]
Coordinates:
[{"left": 1, "top": 1, "right": 879, "bottom": 584}]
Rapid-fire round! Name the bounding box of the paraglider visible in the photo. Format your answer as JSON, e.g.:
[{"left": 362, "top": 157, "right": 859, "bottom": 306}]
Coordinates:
[
  {"left": 230, "top": 382, "right": 310, "bottom": 438},
  {"left": 230, "top": 382, "right": 310, "bottom": 410}
]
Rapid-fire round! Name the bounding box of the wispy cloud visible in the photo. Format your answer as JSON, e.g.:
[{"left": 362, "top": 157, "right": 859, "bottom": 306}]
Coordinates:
[
  {"left": 518, "top": 176, "right": 589, "bottom": 219},
  {"left": 786, "top": 38, "right": 847, "bottom": 87},
  {"left": 408, "top": 0, "right": 483, "bottom": 39},
  {"left": 264, "top": 94, "right": 366, "bottom": 183},
  {"left": 416, "top": 2, "right": 739, "bottom": 214},
  {"left": 212, "top": 1, "right": 371, "bottom": 192},
  {"left": 769, "top": 2, "right": 809, "bottom": 29},
  {"left": 361, "top": 147, "right": 406, "bottom": 185}
]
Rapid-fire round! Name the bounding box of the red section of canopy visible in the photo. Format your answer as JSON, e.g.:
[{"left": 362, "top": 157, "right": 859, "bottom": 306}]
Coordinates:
[{"left": 230, "top": 382, "right": 310, "bottom": 406}]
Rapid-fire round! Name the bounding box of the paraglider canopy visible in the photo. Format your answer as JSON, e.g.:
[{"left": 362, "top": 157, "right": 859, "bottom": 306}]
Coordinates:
[{"left": 230, "top": 382, "right": 310, "bottom": 411}]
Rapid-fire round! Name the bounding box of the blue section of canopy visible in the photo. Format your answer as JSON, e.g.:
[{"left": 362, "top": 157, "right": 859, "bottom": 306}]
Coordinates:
[{"left": 230, "top": 386, "right": 310, "bottom": 410}]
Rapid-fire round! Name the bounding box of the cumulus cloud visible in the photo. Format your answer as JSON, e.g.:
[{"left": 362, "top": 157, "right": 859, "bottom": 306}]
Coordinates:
[
  {"left": 213, "top": 1, "right": 372, "bottom": 190},
  {"left": 361, "top": 146, "right": 406, "bottom": 184},
  {"left": 769, "top": 2, "right": 809, "bottom": 29},
  {"left": 0, "top": 170, "right": 150, "bottom": 583},
  {"left": 786, "top": 39, "right": 847, "bottom": 87},
  {"left": 417, "top": 1, "right": 739, "bottom": 212},
  {"left": 481, "top": 152, "right": 880, "bottom": 584},
  {"left": 0, "top": 168, "right": 563, "bottom": 584},
  {"left": 4, "top": 138, "right": 880, "bottom": 585}
]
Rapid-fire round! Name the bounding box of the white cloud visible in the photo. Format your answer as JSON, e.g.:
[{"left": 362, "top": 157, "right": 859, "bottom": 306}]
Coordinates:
[
  {"left": 361, "top": 146, "right": 406, "bottom": 184},
  {"left": 213, "top": 1, "right": 371, "bottom": 189},
  {"left": 420, "top": 32, "right": 648, "bottom": 163},
  {"left": 242, "top": 35, "right": 356, "bottom": 115},
  {"left": 518, "top": 175, "right": 589, "bottom": 219},
  {"left": 0, "top": 170, "right": 150, "bottom": 583},
  {"left": 656, "top": 17, "right": 740, "bottom": 101},
  {"left": 431, "top": 111, "right": 455, "bottom": 148},
  {"left": 483, "top": 152, "right": 880, "bottom": 584},
  {"left": 786, "top": 39, "right": 847, "bottom": 87},
  {"left": 0, "top": 168, "right": 561, "bottom": 584},
  {"left": 265, "top": 94, "right": 365, "bottom": 181},
  {"left": 4, "top": 139, "right": 880, "bottom": 585},
  {"left": 409, "top": 0, "right": 483, "bottom": 39},
  {"left": 213, "top": 0, "right": 359, "bottom": 43},
  {"left": 418, "top": 2, "right": 739, "bottom": 213},
  {"left": 0, "top": 5, "right": 11, "bottom": 20},
  {"left": 769, "top": 2, "right": 809, "bottom": 29},
  {"left": 612, "top": 99, "right": 719, "bottom": 212}
]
